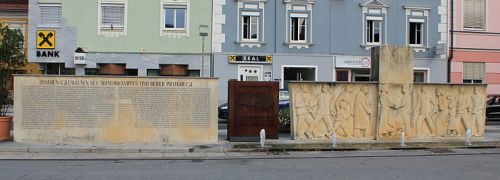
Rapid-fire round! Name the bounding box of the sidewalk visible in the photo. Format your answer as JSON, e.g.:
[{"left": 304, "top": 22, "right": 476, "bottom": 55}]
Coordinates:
[{"left": 0, "top": 122, "right": 499, "bottom": 159}]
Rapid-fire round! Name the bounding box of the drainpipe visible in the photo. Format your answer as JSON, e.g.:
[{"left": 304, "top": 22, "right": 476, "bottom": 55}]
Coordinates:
[{"left": 447, "top": 0, "right": 454, "bottom": 83}]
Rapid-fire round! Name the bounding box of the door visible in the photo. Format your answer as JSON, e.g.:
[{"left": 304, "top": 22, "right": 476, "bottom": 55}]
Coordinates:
[{"left": 238, "top": 65, "right": 262, "bottom": 81}]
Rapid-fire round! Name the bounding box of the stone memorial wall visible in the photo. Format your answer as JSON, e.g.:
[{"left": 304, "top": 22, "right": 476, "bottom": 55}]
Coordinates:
[
  {"left": 14, "top": 75, "right": 218, "bottom": 144},
  {"left": 290, "top": 46, "right": 487, "bottom": 141}
]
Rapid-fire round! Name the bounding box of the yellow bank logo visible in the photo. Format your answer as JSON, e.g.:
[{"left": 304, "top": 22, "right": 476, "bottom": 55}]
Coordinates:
[{"left": 37, "top": 30, "right": 55, "bottom": 49}]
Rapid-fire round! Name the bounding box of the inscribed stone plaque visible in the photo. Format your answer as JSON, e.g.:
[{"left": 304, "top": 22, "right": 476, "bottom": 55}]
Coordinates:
[
  {"left": 227, "top": 81, "right": 279, "bottom": 141},
  {"left": 13, "top": 75, "right": 218, "bottom": 144}
]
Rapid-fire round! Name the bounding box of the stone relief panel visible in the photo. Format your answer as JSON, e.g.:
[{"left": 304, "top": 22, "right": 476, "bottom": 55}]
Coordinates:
[
  {"left": 290, "top": 83, "right": 378, "bottom": 140},
  {"left": 412, "top": 84, "right": 487, "bottom": 138},
  {"left": 377, "top": 83, "right": 414, "bottom": 139}
]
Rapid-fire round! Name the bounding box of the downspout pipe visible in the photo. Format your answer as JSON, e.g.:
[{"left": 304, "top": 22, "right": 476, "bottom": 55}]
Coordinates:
[{"left": 447, "top": 0, "right": 454, "bottom": 83}]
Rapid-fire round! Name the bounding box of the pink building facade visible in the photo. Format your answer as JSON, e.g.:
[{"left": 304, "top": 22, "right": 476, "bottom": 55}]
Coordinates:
[{"left": 451, "top": 0, "right": 500, "bottom": 95}]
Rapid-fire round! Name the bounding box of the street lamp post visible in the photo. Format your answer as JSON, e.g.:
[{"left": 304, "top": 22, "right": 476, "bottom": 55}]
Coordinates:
[{"left": 199, "top": 25, "right": 209, "bottom": 77}]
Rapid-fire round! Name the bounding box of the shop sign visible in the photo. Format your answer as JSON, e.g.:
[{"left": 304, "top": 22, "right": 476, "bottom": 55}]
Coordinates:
[
  {"left": 36, "top": 30, "right": 60, "bottom": 58},
  {"left": 74, "top": 53, "right": 87, "bottom": 65},
  {"left": 229, "top": 55, "right": 272, "bottom": 64},
  {"left": 336, "top": 56, "right": 371, "bottom": 68}
]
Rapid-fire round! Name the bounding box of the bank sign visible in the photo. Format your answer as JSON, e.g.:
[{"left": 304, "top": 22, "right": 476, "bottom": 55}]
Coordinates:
[
  {"left": 229, "top": 55, "right": 272, "bottom": 64},
  {"left": 36, "top": 30, "right": 60, "bottom": 58},
  {"left": 335, "top": 56, "right": 371, "bottom": 68}
]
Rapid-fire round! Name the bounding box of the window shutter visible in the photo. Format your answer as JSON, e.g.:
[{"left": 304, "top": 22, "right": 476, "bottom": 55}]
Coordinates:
[
  {"left": 464, "top": 0, "right": 485, "bottom": 29},
  {"left": 463, "top": 63, "right": 484, "bottom": 80},
  {"left": 40, "top": 5, "right": 62, "bottom": 27},
  {"left": 101, "top": 4, "right": 125, "bottom": 29}
]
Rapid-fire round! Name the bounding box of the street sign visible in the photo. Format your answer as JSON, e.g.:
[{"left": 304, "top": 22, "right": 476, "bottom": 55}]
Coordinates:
[{"left": 36, "top": 30, "right": 56, "bottom": 49}]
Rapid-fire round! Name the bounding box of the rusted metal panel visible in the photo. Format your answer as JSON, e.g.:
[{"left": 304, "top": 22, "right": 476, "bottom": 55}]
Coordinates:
[{"left": 228, "top": 80, "right": 279, "bottom": 141}]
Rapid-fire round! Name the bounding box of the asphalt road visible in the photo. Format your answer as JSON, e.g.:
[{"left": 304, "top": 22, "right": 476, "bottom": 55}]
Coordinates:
[{"left": 1, "top": 149, "right": 500, "bottom": 180}]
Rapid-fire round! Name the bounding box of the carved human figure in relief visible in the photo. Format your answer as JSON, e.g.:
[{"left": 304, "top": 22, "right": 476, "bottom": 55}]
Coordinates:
[
  {"left": 311, "top": 84, "right": 335, "bottom": 138},
  {"left": 294, "top": 84, "right": 316, "bottom": 138},
  {"left": 449, "top": 87, "right": 473, "bottom": 135},
  {"left": 415, "top": 86, "right": 437, "bottom": 136},
  {"left": 335, "top": 86, "right": 354, "bottom": 138},
  {"left": 399, "top": 84, "right": 412, "bottom": 136},
  {"left": 471, "top": 87, "right": 485, "bottom": 136},
  {"left": 353, "top": 85, "right": 372, "bottom": 138},
  {"left": 379, "top": 85, "right": 395, "bottom": 137},
  {"left": 435, "top": 88, "right": 450, "bottom": 136}
]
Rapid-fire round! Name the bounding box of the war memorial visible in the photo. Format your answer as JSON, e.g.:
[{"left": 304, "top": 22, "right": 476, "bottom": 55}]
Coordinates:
[
  {"left": 10, "top": 46, "right": 487, "bottom": 147},
  {"left": 289, "top": 46, "right": 487, "bottom": 141}
]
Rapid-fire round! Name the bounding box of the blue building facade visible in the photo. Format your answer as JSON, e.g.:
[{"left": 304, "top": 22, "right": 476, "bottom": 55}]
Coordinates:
[{"left": 213, "top": 0, "right": 449, "bottom": 103}]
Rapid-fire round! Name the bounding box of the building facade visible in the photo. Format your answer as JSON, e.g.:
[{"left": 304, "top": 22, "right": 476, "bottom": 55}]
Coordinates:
[
  {"left": 214, "top": 0, "right": 449, "bottom": 103},
  {"left": 28, "top": 0, "right": 212, "bottom": 76},
  {"left": 450, "top": 0, "right": 500, "bottom": 96},
  {"left": 0, "top": 0, "right": 39, "bottom": 74}
]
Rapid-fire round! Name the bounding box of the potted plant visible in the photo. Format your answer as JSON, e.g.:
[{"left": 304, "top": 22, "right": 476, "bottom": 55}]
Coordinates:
[
  {"left": 0, "top": 24, "right": 26, "bottom": 141},
  {"left": 279, "top": 107, "right": 291, "bottom": 133}
]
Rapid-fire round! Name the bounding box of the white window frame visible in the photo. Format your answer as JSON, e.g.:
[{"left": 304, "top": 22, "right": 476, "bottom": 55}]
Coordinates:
[
  {"left": 290, "top": 16, "right": 307, "bottom": 43},
  {"left": 98, "top": 0, "right": 128, "bottom": 36},
  {"left": 163, "top": 5, "right": 188, "bottom": 30},
  {"left": 160, "top": 0, "right": 190, "bottom": 37},
  {"left": 408, "top": 21, "right": 424, "bottom": 46},
  {"left": 360, "top": 1, "right": 388, "bottom": 48},
  {"left": 462, "top": 0, "right": 487, "bottom": 31},
  {"left": 39, "top": 3, "right": 62, "bottom": 28},
  {"left": 284, "top": 1, "right": 314, "bottom": 49},
  {"left": 413, "top": 68, "right": 430, "bottom": 83},
  {"left": 236, "top": 1, "right": 265, "bottom": 47},
  {"left": 100, "top": 3, "right": 125, "bottom": 30},
  {"left": 241, "top": 14, "right": 259, "bottom": 41},
  {"left": 404, "top": 7, "right": 430, "bottom": 50},
  {"left": 462, "top": 62, "right": 485, "bottom": 84},
  {"left": 366, "top": 18, "right": 382, "bottom": 45}
]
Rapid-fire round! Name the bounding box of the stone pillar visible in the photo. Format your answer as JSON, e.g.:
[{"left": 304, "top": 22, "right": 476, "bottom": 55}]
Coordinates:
[{"left": 372, "top": 46, "right": 414, "bottom": 140}]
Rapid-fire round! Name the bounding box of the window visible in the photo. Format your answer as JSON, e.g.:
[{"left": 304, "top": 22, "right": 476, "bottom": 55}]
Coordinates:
[
  {"left": 39, "top": 4, "right": 62, "bottom": 28},
  {"left": 366, "top": 20, "right": 381, "bottom": 44},
  {"left": 101, "top": 3, "right": 125, "bottom": 30},
  {"left": 290, "top": 17, "right": 306, "bottom": 42},
  {"left": 414, "top": 70, "right": 428, "bottom": 83},
  {"left": 242, "top": 16, "right": 258, "bottom": 40},
  {"left": 336, "top": 70, "right": 349, "bottom": 82},
  {"left": 463, "top": 62, "right": 484, "bottom": 84},
  {"left": 463, "top": 0, "right": 486, "bottom": 30},
  {"left": 409, "top": 22, "right": 423, "bottom": 45},
  {"left": 147, "top": 69, "right": 159, "bottom": 76},
  {"left": 285, "top": 1, "right": 313, "bottom": 48},
  {"left": 85, "top": 68, "right": 98, "bottom": 75},
  {"left": 164, "top": 6, "right": 187, "bottom": 29},
  {"left": 45, "top": 63, "right": 75, "bottom": 75}
]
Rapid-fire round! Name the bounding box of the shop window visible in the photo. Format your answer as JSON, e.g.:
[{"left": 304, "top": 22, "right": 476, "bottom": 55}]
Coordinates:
[
  {"left": 147, "top": 69, "right": 160, "bottom": 76},
  {"left": 414, "top": 70, "right": 428, "bottom": 83},
  {"left": 125, "top": 69, "right": 138, "bottom": 76},
  {"left": 39, "top": 4, "right": 62, "bottom": 28},
  {"left": 188, "top": 70, "right": 200, "bottom": 77},
  {"left": 45, "top": 63, "right": 75, "bottom": 75},
  {"left": 463, "top": 62, "right": 484, "bottom": 84},
  {"left": 352, "top": 69, "right": 370, "bottom": 82},
  {"left": 463, "top": 0, "right": 486, "bottom": 30},
  {"left": 336, "top": 70, "right": 349, "bottom": 82},
  {"left": 85, "top": 68, "right": 99, "bottom": 75}
]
